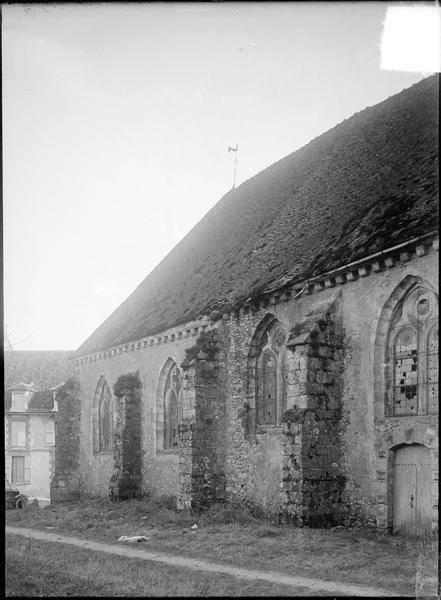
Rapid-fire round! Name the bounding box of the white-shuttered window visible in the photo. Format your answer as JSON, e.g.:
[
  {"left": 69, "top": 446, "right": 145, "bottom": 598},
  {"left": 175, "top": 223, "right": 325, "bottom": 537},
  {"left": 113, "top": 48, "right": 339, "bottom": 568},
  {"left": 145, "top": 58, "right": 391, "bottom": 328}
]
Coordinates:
[
  {"left": 11, "top": 456, "right": 25, "bottom": 483},
  {"left": 11, "top": 420, "right": 26, "bottom": 447},
  {"left": 46, "top": 420, "right": 55, "bottom": 446}
]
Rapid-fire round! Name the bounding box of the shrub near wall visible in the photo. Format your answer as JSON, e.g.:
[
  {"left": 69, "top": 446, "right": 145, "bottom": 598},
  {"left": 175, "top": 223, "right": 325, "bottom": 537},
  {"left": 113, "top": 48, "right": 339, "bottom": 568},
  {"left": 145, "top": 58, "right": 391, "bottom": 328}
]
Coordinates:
[{"left": 112, "top": 372, "right": 143, "bottom": 500}]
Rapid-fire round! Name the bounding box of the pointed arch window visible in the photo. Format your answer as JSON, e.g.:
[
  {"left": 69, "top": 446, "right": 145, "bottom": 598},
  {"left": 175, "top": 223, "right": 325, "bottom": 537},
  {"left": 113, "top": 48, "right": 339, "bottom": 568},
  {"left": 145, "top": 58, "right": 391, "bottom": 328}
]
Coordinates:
[
  {"left": 93, "top": 376, "right": 113, "bottom": 453},
  {"left": 157, "top": 360, "right": 183, "bottom": 451},
  {"left": 386, "top": 286, "right": 438, "bottom": 416},
  {"left": 254, "top": 320, "right": 287, "bottom": 427}
]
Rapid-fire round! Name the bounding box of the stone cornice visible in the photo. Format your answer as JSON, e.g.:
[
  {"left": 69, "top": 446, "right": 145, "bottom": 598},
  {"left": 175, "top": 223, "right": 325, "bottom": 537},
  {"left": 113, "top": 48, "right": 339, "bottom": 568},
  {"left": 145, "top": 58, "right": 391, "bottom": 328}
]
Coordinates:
[
  {"left": 72, "top": 317, "right": 212, "bottom": 366},
  {"left": 73, "top": 231, "right": 438, "bottom": 365},
  {"left": 222, "top": 231, "right": 439, "bottom": 319}
]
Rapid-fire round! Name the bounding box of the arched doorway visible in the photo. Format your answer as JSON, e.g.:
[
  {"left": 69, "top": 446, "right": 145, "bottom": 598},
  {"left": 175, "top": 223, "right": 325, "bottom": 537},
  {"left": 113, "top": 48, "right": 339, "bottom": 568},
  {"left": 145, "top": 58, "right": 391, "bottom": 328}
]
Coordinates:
[{"left": 393, "top": 444, "right": 432, "bottom": 536}]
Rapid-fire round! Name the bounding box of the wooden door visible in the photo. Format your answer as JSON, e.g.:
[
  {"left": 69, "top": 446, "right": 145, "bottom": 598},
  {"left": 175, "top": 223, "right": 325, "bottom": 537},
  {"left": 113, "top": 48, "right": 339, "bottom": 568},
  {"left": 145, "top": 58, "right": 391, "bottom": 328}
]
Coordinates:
[{"left": 393, "top": 445, "right": 432, "bottom": 536}]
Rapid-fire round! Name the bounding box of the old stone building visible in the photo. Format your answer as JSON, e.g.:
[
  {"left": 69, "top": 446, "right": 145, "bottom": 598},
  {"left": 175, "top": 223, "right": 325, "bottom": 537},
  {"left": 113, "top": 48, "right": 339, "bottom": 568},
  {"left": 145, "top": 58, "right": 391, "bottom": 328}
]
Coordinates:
[{"left": 55, "top": 75, "right": 438, "bottom": 536}]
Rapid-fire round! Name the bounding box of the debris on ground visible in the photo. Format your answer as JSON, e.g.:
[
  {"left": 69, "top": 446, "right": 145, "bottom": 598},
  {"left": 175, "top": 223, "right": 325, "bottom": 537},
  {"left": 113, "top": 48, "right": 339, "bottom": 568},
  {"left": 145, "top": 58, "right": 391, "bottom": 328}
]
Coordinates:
[
  {"left": 117, "top": 535, "right": 149, "bottom": 543},
  {"left": 183, "top": 524, "right": 198, "bottom": 534}
]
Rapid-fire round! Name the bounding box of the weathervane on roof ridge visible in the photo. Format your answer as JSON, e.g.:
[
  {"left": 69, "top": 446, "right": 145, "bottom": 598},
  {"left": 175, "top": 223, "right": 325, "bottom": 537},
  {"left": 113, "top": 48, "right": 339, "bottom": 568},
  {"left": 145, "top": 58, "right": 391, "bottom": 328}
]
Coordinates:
[{"left": 228, "top": 144, "right": 239, "bottom": 188}]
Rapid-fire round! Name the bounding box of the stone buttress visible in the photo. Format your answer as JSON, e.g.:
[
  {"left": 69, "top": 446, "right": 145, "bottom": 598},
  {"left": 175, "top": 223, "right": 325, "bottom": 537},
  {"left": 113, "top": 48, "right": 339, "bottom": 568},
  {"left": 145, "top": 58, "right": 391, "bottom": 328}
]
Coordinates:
[
  {"left": 177, "top": 330, "right": 227, "bottom": 509},
  {"left": 279, "top": 300, "right": 346, "bottom": 526}
]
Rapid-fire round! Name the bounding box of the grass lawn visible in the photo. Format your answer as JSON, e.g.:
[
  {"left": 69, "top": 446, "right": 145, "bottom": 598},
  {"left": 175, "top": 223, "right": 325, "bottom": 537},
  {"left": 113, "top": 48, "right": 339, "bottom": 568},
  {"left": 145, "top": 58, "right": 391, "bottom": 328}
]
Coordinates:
[
  {"left": 6, "top": 496, "right": 438, "bottom": 597},
  {"left": 6, "top": 535, "right": 304, "bottom": 597}
]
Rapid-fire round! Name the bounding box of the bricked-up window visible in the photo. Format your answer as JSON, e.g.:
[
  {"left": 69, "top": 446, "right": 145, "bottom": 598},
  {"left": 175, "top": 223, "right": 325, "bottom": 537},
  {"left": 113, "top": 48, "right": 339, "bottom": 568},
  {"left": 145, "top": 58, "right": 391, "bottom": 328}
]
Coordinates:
[
  {"left": 255, "top": 321, "right": 287, "bottom": 427},
  {"left": 386, "top": 287, "right": 438, "bottom": 416},
  {"left": 163, "top": 364, "right": 183, "bottom": 450}
]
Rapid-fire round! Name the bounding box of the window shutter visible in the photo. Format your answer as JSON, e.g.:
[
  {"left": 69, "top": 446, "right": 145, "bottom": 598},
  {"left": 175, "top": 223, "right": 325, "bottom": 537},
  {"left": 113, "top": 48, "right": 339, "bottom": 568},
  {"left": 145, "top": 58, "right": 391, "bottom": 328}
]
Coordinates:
[
  {"left": 24, "top": 453, "right": 31, "bottom": 483},
  {"left": 46, "top": 421, "right": 55, "bottom": 446},
  {"left": 5, "top": 455, "right": 11, "bottom": 483},
  {"left": 11, "top": 456, "right": 25, "bottom": 484}
]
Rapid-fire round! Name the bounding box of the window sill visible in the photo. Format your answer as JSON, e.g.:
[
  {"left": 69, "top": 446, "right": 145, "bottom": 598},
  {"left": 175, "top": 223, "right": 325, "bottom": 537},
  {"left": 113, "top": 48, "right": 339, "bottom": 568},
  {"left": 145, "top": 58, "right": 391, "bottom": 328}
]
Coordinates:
[
  {"left": 386, "top": 412, "right": 437, "bottom": 418},
  {"left": 255, "top": 425, "right": 281, "bottom": 433}
]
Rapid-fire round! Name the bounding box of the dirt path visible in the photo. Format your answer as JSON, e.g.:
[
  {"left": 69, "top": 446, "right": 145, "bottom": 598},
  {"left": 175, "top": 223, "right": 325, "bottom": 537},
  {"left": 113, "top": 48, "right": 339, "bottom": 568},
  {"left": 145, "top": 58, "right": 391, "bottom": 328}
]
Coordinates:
[{"left": 6, "top": 525, "right": 400, "bottom": 597}]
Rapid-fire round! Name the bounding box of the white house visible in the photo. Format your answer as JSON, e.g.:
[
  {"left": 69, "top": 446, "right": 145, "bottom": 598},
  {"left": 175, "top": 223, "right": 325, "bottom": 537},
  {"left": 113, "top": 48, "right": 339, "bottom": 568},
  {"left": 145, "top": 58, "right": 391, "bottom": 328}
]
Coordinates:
[{"left": 5, "top": 383, "right": 60, "bottom": 506}]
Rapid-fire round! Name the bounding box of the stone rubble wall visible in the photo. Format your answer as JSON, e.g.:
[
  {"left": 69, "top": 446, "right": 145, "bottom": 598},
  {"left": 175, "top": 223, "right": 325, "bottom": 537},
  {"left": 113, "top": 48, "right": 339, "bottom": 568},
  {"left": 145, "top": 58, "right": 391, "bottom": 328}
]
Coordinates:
[
  {"left": 59, "top": 250, "right": 437, "bottom": 531},
  {"left": 51, "top": 378, "right": 81, "bottom": 503},
  {"left": 178, "top": 330, "right": 227, "bottom": 509},
  {"left": 112, "top": 372, "right": 143, "bottom": 500},
  {"left": 278, "top": 302, "right": 346, "bottom": 525}
]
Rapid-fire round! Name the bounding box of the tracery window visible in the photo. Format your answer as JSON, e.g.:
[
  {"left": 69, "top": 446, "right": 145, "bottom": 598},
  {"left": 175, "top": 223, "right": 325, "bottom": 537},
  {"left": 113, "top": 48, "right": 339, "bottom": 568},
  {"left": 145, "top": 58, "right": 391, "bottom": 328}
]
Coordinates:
[
  {"left": 255, "top": 321, "right": 287, "bottom": 426},
  {"left": 386, "top": 286, "right": 438, "bottom": 416},
  {"left": 93, "top": 376, "right": 113, "bottom": 453},
  {"left": 157, "top": 360, "right": 183, "bottom": 451}
]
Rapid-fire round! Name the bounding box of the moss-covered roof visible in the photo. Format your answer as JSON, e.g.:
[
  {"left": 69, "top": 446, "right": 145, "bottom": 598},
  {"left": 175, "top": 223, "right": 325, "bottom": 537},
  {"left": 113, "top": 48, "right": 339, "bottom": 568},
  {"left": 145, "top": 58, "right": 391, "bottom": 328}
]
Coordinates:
[{"left": 75, "top": 75, "right": 439, "bottom": 357}]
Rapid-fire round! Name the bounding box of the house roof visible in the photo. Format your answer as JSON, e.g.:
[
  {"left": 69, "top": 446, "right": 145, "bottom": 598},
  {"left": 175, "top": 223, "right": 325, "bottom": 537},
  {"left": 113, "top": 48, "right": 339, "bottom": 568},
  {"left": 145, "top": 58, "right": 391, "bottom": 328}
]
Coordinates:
[
  {"left": 7, "top": 383, "right": 37, "bottom": 392},
  {"left": 4, "top": 351, "right": 73, "bottom": 411},
  {"left": 5, "top": 387, "right": 60, "bottom": 413},
  {"left": 75, "top": 75, "right": 439, "bottom": 358}
]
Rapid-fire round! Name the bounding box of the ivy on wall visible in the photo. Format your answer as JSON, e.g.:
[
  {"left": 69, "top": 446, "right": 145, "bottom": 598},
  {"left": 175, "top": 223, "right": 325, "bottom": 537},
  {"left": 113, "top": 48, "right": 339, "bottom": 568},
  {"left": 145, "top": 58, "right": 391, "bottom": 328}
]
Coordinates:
[{"left": 182, "top": 331, "right": 222, "bottom": 366}]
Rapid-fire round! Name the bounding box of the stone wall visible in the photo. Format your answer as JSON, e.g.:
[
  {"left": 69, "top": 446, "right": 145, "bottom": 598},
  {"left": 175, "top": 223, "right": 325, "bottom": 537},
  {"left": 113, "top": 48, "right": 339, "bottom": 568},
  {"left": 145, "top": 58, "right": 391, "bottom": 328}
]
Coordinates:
[
  {"left": 68, "top": 246, "right": 438, "bottom": 530},
  {"left": 71, "top": 320, "right": 206, "bottom": 499},
  {"left": 51, "top": 378, "right": 81, "bottom": 503},
  {"left": 223, "top": 307, "right": 286, "bottom": 515}
]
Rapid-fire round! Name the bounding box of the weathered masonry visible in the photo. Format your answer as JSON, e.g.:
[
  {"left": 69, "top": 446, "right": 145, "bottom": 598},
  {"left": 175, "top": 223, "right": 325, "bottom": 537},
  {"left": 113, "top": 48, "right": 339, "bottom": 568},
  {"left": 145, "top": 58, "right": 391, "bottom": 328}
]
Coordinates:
[{"left": 54, "top": 76, "right": 439, "bottom": 536}]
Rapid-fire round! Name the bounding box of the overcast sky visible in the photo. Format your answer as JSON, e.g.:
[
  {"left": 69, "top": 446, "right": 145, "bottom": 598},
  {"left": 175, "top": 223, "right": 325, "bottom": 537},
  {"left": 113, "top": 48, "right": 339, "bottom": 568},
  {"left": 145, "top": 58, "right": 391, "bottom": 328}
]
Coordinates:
[{"left": 2, "top": 2, "right": 431, "bottom": 351}]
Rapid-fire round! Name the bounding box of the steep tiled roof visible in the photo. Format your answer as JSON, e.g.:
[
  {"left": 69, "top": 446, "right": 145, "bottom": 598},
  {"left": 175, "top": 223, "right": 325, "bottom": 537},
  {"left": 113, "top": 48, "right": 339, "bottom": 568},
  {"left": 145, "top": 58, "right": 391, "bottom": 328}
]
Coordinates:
[
  {"left": 5, "top": 388, "right": 56, "bottom": 412},
  {"left": 75, "top": 75, "right": 439, "bottom": 357}
]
